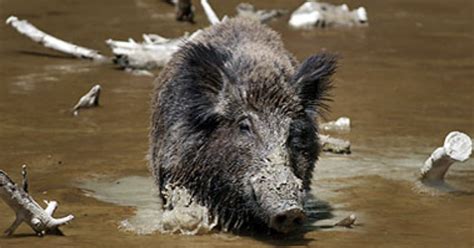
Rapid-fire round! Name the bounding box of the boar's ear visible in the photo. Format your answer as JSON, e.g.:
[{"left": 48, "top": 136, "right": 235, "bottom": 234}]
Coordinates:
[
  {"left": 291, "top": 53, "right": 337, "bottom": 117},
  {"left": 179, "top": 43, "right": 240, "bottom": 131}
]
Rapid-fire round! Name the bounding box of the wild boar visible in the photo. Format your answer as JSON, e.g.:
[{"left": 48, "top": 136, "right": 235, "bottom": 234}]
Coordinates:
[{"left": 149, "top": 18, "right": 336, "bottom": 233}]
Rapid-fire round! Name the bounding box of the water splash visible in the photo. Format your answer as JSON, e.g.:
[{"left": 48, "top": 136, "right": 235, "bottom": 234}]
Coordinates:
[{"left": 79, "top": 176, "right": 218, "bottom": 235}]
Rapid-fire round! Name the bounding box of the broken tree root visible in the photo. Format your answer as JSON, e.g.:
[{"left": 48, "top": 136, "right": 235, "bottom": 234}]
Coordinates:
[
  {"left": 0, "top": 165, "right": 74, "bottom": 236},
  {"left": 420, "top": 131, "right": 472, "bottom": 183}
]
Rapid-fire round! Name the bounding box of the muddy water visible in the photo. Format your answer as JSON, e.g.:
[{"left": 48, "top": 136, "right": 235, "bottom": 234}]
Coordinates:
[{"left": 0, "top": 0, "right": 472, "bottom": 247}]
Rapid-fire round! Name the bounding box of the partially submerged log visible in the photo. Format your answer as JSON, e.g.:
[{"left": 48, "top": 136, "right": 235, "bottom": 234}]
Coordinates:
[
  {"left": 289, "top": 1, "right": 368, "bottom": 29},
  {"left": 420, "top": 131, "right": 472, "bottom": 183},
  {"left": 72, "top": 84, "right": 101, "bottom": 116},
  {"left": 6, "top": 16, "right": 106, "bottom": 61},
  {"left": 320, "top": 117, "right": 351, "bottom": 132},
  {"left": 320, "top": 135, "right": 351, "bottom": 154},
  {"left": 106, "top": 34, "right": 186, "bottom": 70},
  {"left": 236, "top": 3, "right": 287, "bottom": 23},
  {"left": 0, "top": 165, "right": 74, "bottom": 236}
]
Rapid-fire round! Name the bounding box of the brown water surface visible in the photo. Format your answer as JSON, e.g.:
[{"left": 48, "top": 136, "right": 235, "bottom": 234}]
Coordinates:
[{"left": 0, "top": 0, "right": 473, "bottom": 247}]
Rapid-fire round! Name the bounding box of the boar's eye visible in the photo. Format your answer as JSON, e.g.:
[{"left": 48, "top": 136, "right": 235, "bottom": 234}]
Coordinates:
[{"left": 239, "top": 118, "right": 252, "bottom": 134}]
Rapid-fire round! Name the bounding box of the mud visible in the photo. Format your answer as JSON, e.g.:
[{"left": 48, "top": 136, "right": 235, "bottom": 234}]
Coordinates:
[{"left": 0, "top": 0, "right": 473, "bottom": 247}]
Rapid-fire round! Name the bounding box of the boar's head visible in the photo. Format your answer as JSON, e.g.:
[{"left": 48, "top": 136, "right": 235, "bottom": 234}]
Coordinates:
[{"left": 156, "top": 43, "right": 336, "bottom": 234}]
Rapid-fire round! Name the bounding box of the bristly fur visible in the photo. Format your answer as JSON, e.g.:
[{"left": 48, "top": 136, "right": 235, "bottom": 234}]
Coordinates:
[
  {"left": 149, "top": 17, "right": 337, "bottom": 233},
  {"left": 291, "top": 53, "right": 337, "bottom": 118},
  {"left": 175, "top": 43, "right": 232, "bottom": 133}
]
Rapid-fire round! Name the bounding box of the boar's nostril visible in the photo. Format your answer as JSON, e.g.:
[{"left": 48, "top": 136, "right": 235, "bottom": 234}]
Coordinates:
[
  {"left": 275, "top": 214, "right": 287, "bottom": 224},
  {"left": 293, "top": 216, "right": 304, "bottom": 225}
]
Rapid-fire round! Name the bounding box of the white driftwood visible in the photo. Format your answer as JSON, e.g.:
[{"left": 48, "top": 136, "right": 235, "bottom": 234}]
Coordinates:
[
  {"left": 201, "top": 0, "right": 221, "bottom": 25},
  {"left": 6, "top": 16, "right": 106, "bottom": 61},
  {"left": 420, "top": 131, "right": 472, "bottom": 183},
  {"left": 320, "top": 134, "right": 351, "bottom": 154},
  {"left": 320, "top": 117, "right": 351, "bottom": 132},
  {"left": 236, "top": 3, "right": 287, "bottom": 23},
  {"left": 289, "top": 1, "right": 368, "bottom": 29},
  {"left": 125, "top": 68, "right": 155, "bottom": 77},
  {"left": 334, "top": 214, "right": 356, "bottom": 228},
  {"left": 73, "top": 84, "right": 101, "bottom": 116},
  {"left": 0, "top": 165, "right": 74, "bottom": 236},
  {"left": 106, "top": 34, "right": 186, "bottom": 70},
  {"left": 106, "top": 0, "right": 221, "bottom": 70}
]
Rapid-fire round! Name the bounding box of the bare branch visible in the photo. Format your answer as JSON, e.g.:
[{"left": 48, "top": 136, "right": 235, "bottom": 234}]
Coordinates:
[
  {"left": 6, "top": 16, "right": 106, "bottom": 61},
  {"left": 0, "top": 166, "right": 74, "bottom": 236}
]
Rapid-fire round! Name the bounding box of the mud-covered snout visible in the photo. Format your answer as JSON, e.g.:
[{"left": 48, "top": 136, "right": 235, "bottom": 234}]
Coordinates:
[
  {"left": 249, "top": 166, "right": 306, "bottom": 233},
  {"left": 269, "top": 205, "right": 305, "bottom": 233}
]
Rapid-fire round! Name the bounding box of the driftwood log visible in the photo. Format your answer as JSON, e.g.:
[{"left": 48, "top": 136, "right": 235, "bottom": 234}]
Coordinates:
[
  {"left": 289, "top": 1, "right": 368, "bottom": 29},
  {"left": 72, "top": 84, "right": 101, "bottom": 116},
  {"left": 106, "top": 34, "right": 187, "bottom": 70},
  {"left": 106, "top": 0, "right": 221, "bottom": 70},
  {"left": 420, "top": 131, "right": 472, "bottom": 183},
  {"left": 236, "top": 3, "right": 287, "bottom": 23},
  {"left": 6, "top": 0, "right": 222, "bottom": 71},
  {"left": 320, "top": 135, "right": 351, "bottom": 154},
  {"left": 6, "top": 16, "right": 106, "bottom": 61},
  {"left": 106, "top": 0, "right": 223, "bottom": 69},
  {"left": 320, "top": 117, "right": 351, "bottom": 132},
  {"left": 0, "top": 165, "right": 74, "bottom": 236}
]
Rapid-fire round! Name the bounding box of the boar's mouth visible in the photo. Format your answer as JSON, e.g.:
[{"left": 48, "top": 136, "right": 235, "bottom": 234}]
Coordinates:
[{"left": 248, "top": 166, "right": 306, "bottom": 233}]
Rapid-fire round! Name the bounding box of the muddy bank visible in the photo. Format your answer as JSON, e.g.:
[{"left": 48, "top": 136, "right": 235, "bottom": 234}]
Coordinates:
[{"left": 0, "top": 0, "right": 473, "bottom": 247}]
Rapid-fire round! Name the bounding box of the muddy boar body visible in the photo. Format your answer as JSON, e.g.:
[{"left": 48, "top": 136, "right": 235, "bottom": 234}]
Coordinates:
[{"left": 150, "top": 18, "right": 335, "bottom": 233}]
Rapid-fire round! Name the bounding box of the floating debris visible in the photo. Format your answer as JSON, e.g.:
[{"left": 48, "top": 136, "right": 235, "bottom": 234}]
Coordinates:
[
  {"left": 289, "top": 1, "right": 368, "bottom": 29},
  {"left": 72, "top": 84, "right": 101, "bottom": 116},
  {"left": 320, "top": 134, "right": 351, "bottom": 154},
  {"left": 106, "top": 34, "right": 186, "bottom": 70},
  {"left": 236, "top": 3, "right": 287, "bottom": 23},
  {"left": 321, "top": 117, "right": 351, "bottom": 132}
]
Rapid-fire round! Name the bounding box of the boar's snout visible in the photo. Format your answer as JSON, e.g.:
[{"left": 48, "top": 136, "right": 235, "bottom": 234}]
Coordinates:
[
  {"left": 270, "top": 206, "right": 305, "bottom": 234},
  {"left": 249, "top": 165, "right": 306, "bottom": 233}
]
